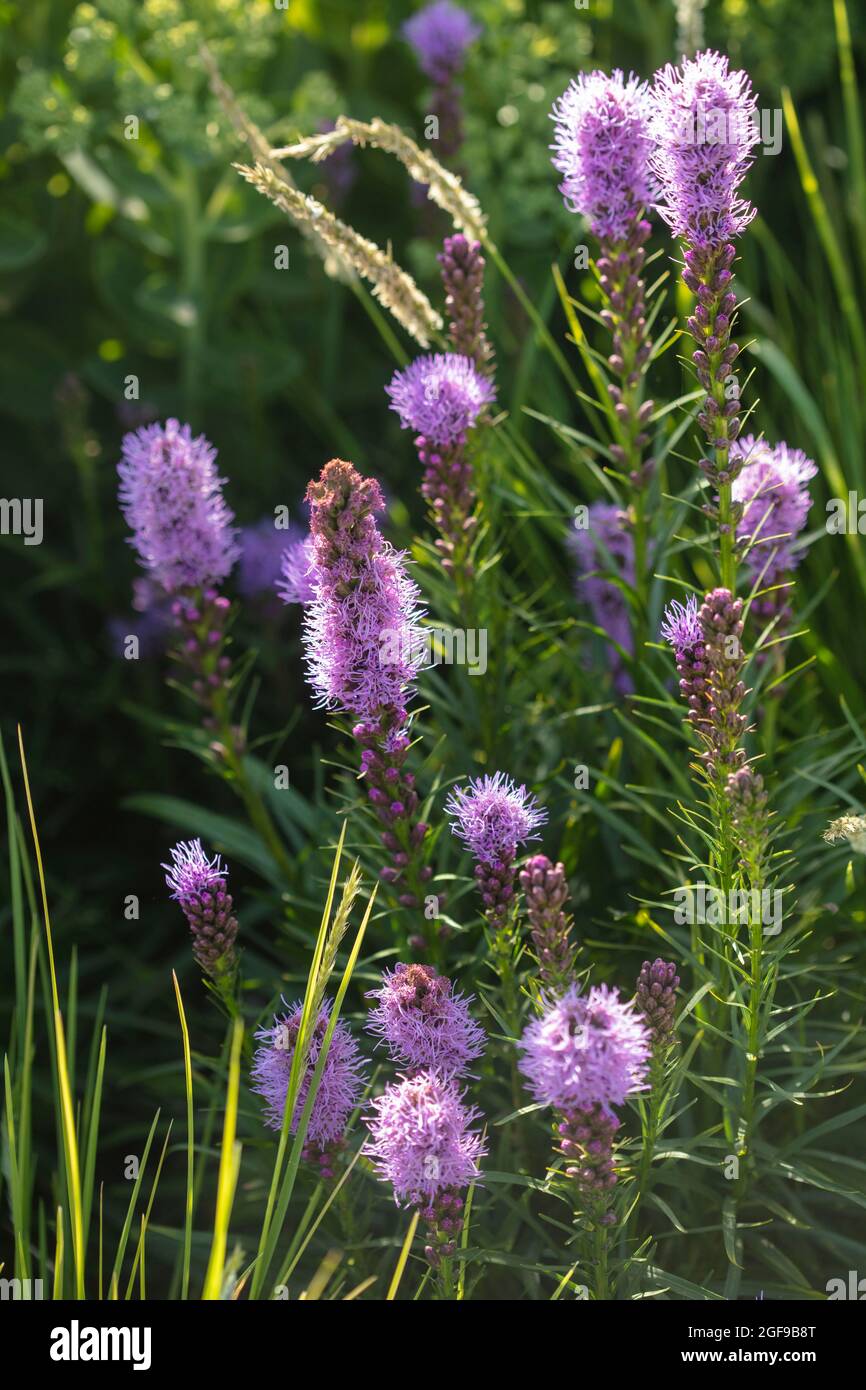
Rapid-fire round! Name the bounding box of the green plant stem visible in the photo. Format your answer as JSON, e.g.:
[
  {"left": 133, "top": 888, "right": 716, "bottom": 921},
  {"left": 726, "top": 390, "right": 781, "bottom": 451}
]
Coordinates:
[{"left": 178, "top": 161, "right": 205, "bottom": 424}]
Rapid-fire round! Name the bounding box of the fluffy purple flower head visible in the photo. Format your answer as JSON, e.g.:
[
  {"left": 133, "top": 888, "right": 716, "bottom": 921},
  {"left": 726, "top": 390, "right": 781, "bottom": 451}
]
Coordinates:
[
  {"left": 276, "top": 533, "right": 316, "bottom": 606},
  {"left": 251, "top": 998, "right": 367, "bottom": 1146},
  {"left": 386, "top": 353, "right": 496, "bottom": 448},
  {"left": 518, "top": 983, "right": 650, "bottom": 1115},
  {"left": 660, "top": 593, "right": 701, "bottom": 655},
  {"left": 365, "top": 1071, "right": 487, "bottom": 1205},
  {"left": 403, "top": 1, "right": 481, "bottom": 84},
  {"left": 550, "top": 70, "right": 656, "bottom": 241},
  {"left": 302, "top": 459, "right": 426, "bottom": 718},
  {"left": 650, "top": 49, "right": 759, "bottom": 248},
  {"left": 366, "top": 963, "right": 486, "bottom": 1078},
  {"left": 569, "top": 502, "right": 635, "bottom": 693},
  {"left": 444, "top": 771, "right": 547, "bottom": 866},
  {"left": 118, "top": 418, "right": 239, "bottom": 592},
  {"left": 730, "top": 435, "right": 817, "bottom": 582},
  {"left": 164, "top": 837, "right": 227, "bottom": 906}
]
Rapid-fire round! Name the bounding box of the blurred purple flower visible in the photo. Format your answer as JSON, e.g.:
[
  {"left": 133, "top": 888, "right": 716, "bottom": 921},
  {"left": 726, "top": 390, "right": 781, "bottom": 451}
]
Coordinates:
[
  {"left": 118, "top": 418, "right": 239, "bottom": 592},
  {"left": 730, "top": 434, "right": 817, "bottom": 583},
  {"left": 276, "top": 533, "right": 316, "bottom": 606},
  {"left": 569, "top": 502, "right": 635, "bottom": 694},
  {"left": 238, "top": 518, "right": 295, "bottom": 598},
  {"left": 403, "top": 1, "right": 481, "bottom": 84}
]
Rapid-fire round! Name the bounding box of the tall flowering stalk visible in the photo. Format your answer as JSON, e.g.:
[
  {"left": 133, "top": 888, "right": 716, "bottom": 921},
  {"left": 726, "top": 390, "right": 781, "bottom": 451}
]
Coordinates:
[
  {"left": 302, "top": 459, "right": 435, "bottom": 927},
  {"left": 163, "top": 838, "right": 240, "bottom": 1020},
  {"left": 631, "top": 959, "right": 680, "bottom": 1226},
  {"left": 438, "top": 233, "right": 494, "bottom": 377},
  {"left": 519, "top": 984, "right": 650, "bottom": 1298},
  {"left": 119, "top": 419, "right": 292, "bottom": 881},
  {"left": 445, "top": 773, "right": 546, "bottom": 1105},
  {"left": 365, "top": 961, "right": 486, "bottom": 1291},
  {"left": 365, "top": 1070, "right": 487, "bottom": 1290},
  {"left": 551, "top": 71, "right": 657, "bottom": 644},
  {"left": 386, "top": 351, "right": 495, "bottom": 598},
  {"left": 519, "top": 856, "right": 577, "bottom": 995},
  {"left": 650, "top": 50, "right": 759, "bottom": 593},
  {"left": 403, "top": 1, "right": 481, "bottom": 163}
]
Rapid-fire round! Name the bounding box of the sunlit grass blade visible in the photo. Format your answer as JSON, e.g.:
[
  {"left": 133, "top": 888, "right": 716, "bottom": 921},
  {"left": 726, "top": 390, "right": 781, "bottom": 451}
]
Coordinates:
[
  {"left": 386, "top": 1210, "right": 420, "bottom": 1301},
  {"left": 202, "top": 1015, "right": 244, "bottom": 1300},
  {"left": 172, "top": 970, "right": 195, "bottom": 1300}
]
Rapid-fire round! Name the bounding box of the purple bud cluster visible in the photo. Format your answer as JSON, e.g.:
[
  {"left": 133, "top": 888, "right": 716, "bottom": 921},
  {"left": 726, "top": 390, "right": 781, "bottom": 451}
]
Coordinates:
[
  {"left": 635, "top": 958, "right": 680, "bottom": 1048},
  {"left": 663, "top": 587, "right": 748, "bottom": 783},
  {"left": 437, "top": 234, "right": 494, "bottom": 377},
  {"left": 519, "top": 855, "right": 577, "bottom": 994},
  {"left": 169, "top": 588, "right": 238, "bottom": 746},
  {"left": 163, "top": 839, "right": 239, "bottom": 978}
]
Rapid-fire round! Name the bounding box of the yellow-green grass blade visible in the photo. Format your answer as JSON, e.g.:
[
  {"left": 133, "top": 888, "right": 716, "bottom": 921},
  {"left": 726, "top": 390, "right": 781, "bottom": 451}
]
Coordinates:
[
  {"left": 125, "top": 1121, "right": 173, "bottom": 1299},
  {"left": 259, "top": 878, "right": 376, "bottom": 1299},
  {"left": 18, "top": 726, "right": 86, "bottom": 1298},
  {"left": 834, "top": 0, "right": 866, "bottom": 281},
  {"left": 251, "top": 823, "right": 347, "bottom": 1298},
  {"left": 81, "top": 1026, "right": 106, "bottom": 1253},
  {"left": 53, "top": 1208, "right": 64, "bottom": 1300},
  {"left": 202, "top": 1015, "right": 244, "bottom": 1300},
  {"left": 782, "top": 85, "right": 866, "bottom": 373},
  {"left": 386, "top": 1210, "right": 420, "bottom": 1301},
  {"left": 172, "top": 970, "right": 195, "bottom": 1300},
  {"left": 109, "top": 1109, "right": 161, "bottom": 1295}
]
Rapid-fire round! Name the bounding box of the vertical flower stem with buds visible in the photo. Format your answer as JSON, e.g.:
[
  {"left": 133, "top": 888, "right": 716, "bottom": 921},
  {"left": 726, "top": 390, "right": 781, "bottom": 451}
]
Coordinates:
[
  {"left": 598, "top": 218, "right": 656, "bottom": 649},
  {"left": 171, "top": 590, "right": 294, "bottom": 885}
]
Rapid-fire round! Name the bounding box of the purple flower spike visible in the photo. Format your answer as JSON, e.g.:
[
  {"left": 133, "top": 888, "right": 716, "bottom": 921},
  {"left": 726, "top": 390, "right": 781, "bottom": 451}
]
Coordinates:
[
  {"left": 303, "top": 459, "right": 425, "bottom": 718},
  {"left": 403, "top": 1, "right": 481, "bottom": 84},
  {"left": 163, "top": 838, "right": 239, "bottom": 977},
  {"left": 366, "top": 963, "right": 486, "bottom": 1078},
  {"left": 251, "top": 998, "right": 367, "bottom": 1159},
  {"left": 386, "top": 353, "right": 495, "bottom": 448},
  {"left": 438, "top": 234, "right": 494, "bottom": 377},
  {"left": 518, "top": 982, "right": 650, "bottom": 1116},
  {"left": 550, "top": 69, "right": 656, "bottom": 241},
  {"left": 118, "top": 418, "right": 239, "bottom": 592},
  {"left": 365, "top": 1070, "right": 486, "bottom": 1206},
  {"left": 650, "top": 49, "right": 759, "bottom": 250},
  {"left": 276, "top": 533, "right": 316, "bottom": 606},
  {"left": 304, "top": 459, "right": 431, "bottom": 906}
]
